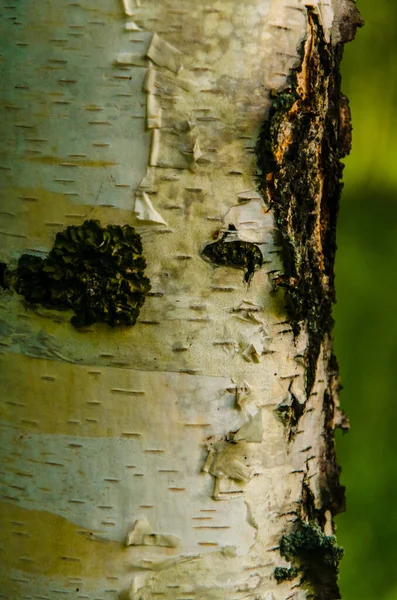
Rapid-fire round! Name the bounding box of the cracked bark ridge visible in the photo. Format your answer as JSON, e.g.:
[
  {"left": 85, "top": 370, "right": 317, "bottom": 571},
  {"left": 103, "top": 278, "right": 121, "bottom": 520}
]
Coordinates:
[
  {"left": 331, "top": 0, "right": 365, "bottom": 44},
  {"left": 256, "top": 5, "right": 361, "bottom": 396},
  {"left": 320, "top": 353, "right": 347, "bottom": 518}
]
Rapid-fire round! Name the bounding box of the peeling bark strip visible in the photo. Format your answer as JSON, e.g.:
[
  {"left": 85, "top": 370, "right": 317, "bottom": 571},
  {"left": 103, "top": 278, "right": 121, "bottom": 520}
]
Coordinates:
[{"left": 256, "top": 6, "right": 362, "bottom": 396}]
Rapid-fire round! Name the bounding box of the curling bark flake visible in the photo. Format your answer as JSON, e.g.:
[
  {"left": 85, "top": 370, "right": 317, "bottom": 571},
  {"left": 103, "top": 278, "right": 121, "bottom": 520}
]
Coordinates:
[{"left": 0, "top": 1, "right": 361, "bottom": 599}]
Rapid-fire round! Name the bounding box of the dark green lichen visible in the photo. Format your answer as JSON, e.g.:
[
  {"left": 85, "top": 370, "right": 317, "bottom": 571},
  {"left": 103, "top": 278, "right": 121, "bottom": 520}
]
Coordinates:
[
  {"left": 256, "top": 7, "right": 361, "bottom": 396},
  {"left": 276, "top": 519, "right": 344, "bottom": 599},
  {"left": 274, "top": 566, "right": 299, "bottom": 582},
  {"left": 15, "top": 219, "right": 151, "bottom": 328},
  {"left": 203, "top": 228, "right": 263, "bottom": 283}
]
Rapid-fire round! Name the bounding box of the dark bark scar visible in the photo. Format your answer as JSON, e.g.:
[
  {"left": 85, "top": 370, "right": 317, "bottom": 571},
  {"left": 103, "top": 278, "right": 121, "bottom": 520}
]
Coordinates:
[{"left": 256, "top": 6, "right": 362, "bottom": 396}]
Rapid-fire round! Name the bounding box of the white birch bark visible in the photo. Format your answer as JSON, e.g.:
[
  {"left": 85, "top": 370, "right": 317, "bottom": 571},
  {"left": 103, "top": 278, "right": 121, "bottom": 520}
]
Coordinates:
[{"left": 0, "top": 0, "right": 361, "bottom": 598}]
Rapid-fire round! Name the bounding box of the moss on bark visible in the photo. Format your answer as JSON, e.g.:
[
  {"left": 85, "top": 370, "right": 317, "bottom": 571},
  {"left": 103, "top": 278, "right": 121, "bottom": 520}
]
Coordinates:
[{"left": 14, "top": 219, "right": 150, "bottom": 327}]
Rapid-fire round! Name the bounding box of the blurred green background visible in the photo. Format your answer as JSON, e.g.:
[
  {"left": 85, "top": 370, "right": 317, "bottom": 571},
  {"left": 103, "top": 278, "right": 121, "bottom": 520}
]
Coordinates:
[{"left": 335, "top": 0, "right": 397, "bottom": 598}]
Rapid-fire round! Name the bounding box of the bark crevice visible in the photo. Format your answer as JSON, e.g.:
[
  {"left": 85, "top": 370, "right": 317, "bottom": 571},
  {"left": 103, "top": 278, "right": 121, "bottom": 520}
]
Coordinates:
[{"left": 256, "top": 5, "right": 362, "bottom": 599}]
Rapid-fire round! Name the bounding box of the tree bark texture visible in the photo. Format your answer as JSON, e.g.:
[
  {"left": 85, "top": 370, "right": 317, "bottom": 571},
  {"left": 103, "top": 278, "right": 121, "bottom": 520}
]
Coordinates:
[{"left": 0, "top": 1, "right": 362, "bottom": 598}]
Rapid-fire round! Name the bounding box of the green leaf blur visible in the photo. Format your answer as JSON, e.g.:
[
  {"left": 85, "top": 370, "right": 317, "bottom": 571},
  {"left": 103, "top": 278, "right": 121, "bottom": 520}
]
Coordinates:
[{"left": 335, "top": 1, "right": 397, "bottom": 598}]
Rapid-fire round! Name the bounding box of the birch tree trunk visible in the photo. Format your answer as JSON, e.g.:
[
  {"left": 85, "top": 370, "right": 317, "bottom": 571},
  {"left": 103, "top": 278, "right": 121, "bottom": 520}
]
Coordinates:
[{"left": 0, "top": 1, "right": 361, "bottom": 599}]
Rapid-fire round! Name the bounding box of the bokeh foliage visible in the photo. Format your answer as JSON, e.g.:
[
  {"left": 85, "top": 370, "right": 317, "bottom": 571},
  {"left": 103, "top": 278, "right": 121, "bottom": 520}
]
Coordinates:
[{"left": 335, "top": 1, "right": 397, "bottom": 598}]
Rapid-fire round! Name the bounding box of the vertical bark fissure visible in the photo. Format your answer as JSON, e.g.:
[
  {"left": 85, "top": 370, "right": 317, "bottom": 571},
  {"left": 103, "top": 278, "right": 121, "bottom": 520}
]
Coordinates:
[
  {"left": 256, "top": 7, "right": 356, "bottom": 397},
  {"left": 256, "top": 5, "right": 362, "bottom": 599}
]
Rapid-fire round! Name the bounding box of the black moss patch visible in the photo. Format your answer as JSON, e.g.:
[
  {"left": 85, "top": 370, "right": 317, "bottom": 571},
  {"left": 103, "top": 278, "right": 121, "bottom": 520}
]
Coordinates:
[
  {"left": 203, "top": 228, "right": 264, "bottom": 283},
  {"left": 15, "top": 219, "right": 151, "bottom": 328},
  {"left": 277, "top": 519, "right": 344, "bottom": 600},
  {"left": 256, "top": 7, "right": 361, "bottom": 395}
]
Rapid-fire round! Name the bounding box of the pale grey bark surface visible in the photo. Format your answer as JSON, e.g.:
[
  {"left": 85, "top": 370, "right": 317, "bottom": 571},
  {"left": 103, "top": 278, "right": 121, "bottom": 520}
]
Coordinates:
[{"left": 0, "top": 1, "right": 361, "bottom": 598}]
